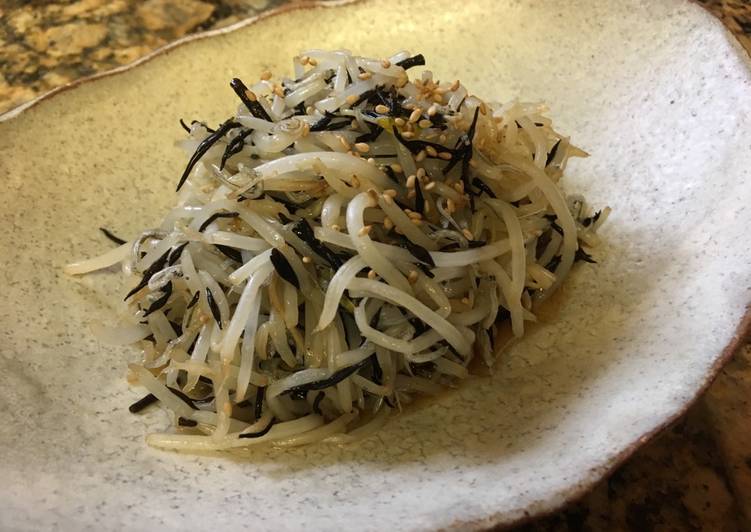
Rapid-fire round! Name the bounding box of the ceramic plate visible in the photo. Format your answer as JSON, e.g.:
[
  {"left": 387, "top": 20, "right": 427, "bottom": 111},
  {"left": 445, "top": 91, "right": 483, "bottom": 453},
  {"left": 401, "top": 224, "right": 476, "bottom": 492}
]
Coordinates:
[{"left": 1, "top": 0, "right": 750, "bottom": 529}]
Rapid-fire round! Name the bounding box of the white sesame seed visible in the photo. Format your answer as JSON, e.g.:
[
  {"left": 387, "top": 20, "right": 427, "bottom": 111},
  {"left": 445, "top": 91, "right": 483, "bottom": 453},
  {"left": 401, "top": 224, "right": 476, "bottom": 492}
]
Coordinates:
[
  {"left": 415, "top": 150, "right": 426, "bottom": 162},
  {"left": 406, "top": 175, "right": 416, "bottom": 189},
  {"left": 383, "top": 217, "right": 394, "bottom": 230},
  {"left": 438, "top": 151, "right": 452, "bottom": 160},
  {"left": 409, "top": 108, "right": 422, "bottom": 123},
  {"left": 354, "top": 142, "right": 370, "bottom": 153},
  {"left": 450, "top": 79, "right": 460, "bottom": 91},
  {"left": 462, "top": 228, "right": 474, "bottom": 240},
  {"left": 391, "top": 163, "right": 403, "bottom": 173},
  {"left": 479, "top": 102, "right": 488, "bottom": 115},
  {"left": 260, "top": 70, "right": 272, "bottom": 81},
  {"left": 425, "top": 146, "right": 438, "bottom": 157},
  {"left": 401, "top": 131, "right": 415, "bottom": 139},
  {"left": 358, "top": 225, "right": 373, "bottom": 237},
  {"left": 345, "top": 94, "right": 359, "bottom": 105},
  {"left": 418, "top": 119, "right": 432, "bottom": 129},
  {"left": 461, "top": 296, "right": 471, "bottom": 305},
  {"left": 367, "top": 269, "right": 377, "bottom": 279},
  {"left": 331, "top": 224, "right": 340, "bottom": 231},
  {"left": 358, "top": 72, "right": 372, "bottom": 80},
  {"left": 350, "top": 175, "right": 360, "bottom": 188},
  {"left": 367, "top": 158, "right": 376, "bottom": 165},
  {"left": 408, "top": 270, "right": 419, "bottom": 283},
  {"left": 425, "top": 181, "right": 436, "bottom": 191},
  {"left": 383, "top": 189, "right": 398, "bottom": 198},
  {"left": 374, "top": 104, "right": 390, "bottom": 114},
  {"left": 306, "top": 105, "right": 315, "bottom": 114},
  {"left": 381, "top": 59, "right": 391, "bottom": 68},
  {"left": 308, "top": 57, "right": 318, "bottom": 66},
  {"left": 427, "top": 104, "right": 438, "bottom": 116},
  {"left": 394, "top": 117, "right": 406, "bottom": 127},
  {"left": 299, "top": 55, "right": 310, "bottom": 65},
  {"left": 302, "top": 255, "right": 312, "bottom": 264},
  {"left": 407, "top": 211, "right": 422, "bottom": 220}
]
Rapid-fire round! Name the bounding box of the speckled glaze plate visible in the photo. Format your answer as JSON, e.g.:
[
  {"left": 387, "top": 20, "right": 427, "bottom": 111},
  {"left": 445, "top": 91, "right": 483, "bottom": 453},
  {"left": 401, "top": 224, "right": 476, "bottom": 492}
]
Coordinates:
[{"left": 1, "top": 0, "right": 750, "bottom": 530}]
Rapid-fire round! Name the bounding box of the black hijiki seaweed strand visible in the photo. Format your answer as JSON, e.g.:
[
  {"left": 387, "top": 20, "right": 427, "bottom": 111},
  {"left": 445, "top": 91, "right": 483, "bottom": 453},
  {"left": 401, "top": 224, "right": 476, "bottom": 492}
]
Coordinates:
[
  {"left": 206, "top": 287, "right": 222, "bottom": 329},
  {"left": 220, "top": 128, "right": 254, "bottom": 170},
  {"left": 581, "top": 210, "right": 602, "bottom": 228},
  {"left": 575, "top": 247, "right": 597, "bottom": 264},
  {"left": 270, "top": 248, "right": 301, "bottom": 289},
  {"left": 238, "top": 417, "right": 276, "bottom": 439},
  {"left": 396, "top": 54, "right": 426, "bottom": 70},
  {"left": 471, "top": 177, "right": 496, "bottom": 198},
  {"left": 99, "top": 227, "right": 126, "bottom": 245},
  {"left": 128, "top": 393, "right": 158, "bottom": 413},
  {"left": 392, "top": 126, "right": 453, "bottom": 157},
  {"left": 545, "top": 139, "right": 561, "bottom": 167},
  {"left": 198, "top": 211, "right": 240, "bottom": 232},
  {"left": 177, "top": 118, "right": 242, "bottom": 191},
  {"left": 310, "top": 111, "right": 350, "bottom": 132},
  {"left": 291, "top": 218, "right": 344, "bottom": 270},
  {"left": 124, "top": 248, "right": 172, "bottom": 301},
  {"left": 142, "top": 281, "right": 173, "bottom": 317},
  {"left": 355, "top": 122, "right": 384, "bottom": 144},
  {"left": 312, "top": 391, "right": 326, "bottom": 415},
  {"left": 413, "top": 177, "right": 425, "bottom": 214},
  {"left": 128, "top": 386, "right": 198, "bottom": 414},
  {"left": 254, "top": 386, "right": 265, "bottom": 421},
  {"left": 229, "top": 78, "right": 272, "bottom": 121},
  {"left": 400, "top": 240, "right": 435, "bottom": 267},
  {"left": 186, "top": 291, "right": 200, "bottom": 309},
  {"left": 167, "top": 242, "right": 189, "bottom": 266},
  {"left": 215, "top": 244, "right": 243, "bottom": 263},
  {"left": 282, "top": 356, "right": 373, "bottom": 396},
  {"left": 177, "top": 417, "right": 198, "bottom": 427}
]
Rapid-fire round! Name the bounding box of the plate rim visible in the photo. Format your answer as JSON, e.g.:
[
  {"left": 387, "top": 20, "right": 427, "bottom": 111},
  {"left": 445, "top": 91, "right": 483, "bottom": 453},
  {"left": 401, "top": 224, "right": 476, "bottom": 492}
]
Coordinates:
[{"left": 2, "top": 0, "right": 750, "bottom": 528}]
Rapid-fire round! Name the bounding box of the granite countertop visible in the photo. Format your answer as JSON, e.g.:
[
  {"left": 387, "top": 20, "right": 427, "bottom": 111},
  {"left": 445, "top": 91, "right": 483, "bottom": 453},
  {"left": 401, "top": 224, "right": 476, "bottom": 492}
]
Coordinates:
[{"left": 2, "top": 0, "right": 750, "bottom": 529}]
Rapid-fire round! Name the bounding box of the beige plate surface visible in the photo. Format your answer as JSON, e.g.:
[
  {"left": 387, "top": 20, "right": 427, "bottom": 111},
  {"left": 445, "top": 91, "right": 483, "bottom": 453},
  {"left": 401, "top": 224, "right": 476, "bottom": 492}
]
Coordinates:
[{"left": 1, "top": 0, "right": 750, "bottom": 530}]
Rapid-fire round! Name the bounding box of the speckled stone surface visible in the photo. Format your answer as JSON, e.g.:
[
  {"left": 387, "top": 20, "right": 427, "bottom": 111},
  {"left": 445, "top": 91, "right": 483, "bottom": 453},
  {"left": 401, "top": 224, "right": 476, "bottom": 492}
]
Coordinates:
[{"left": 1, "top": 0, "right": 750, "bottom": 530}]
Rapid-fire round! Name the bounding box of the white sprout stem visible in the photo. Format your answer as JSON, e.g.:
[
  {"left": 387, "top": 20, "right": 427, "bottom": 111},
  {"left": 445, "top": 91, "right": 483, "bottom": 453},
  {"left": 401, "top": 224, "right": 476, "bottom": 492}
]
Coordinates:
[
  {"left": 253, "top": 152, "right": 399, "bottom": 193},
  {"left": 228, "top": 262, "right": 273, "bottom": 400},
  {"left": 348, "top": 278, "right": 471, "bottom": 357},
  {"left": 347, "top": 192, "right": 412, "bottom": 293},
  {"left": 316, "top": 255, "right": 367, "bottom": 331},
  {"left": 64, "top": 242, "right": 130, "bottom": 275}
]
